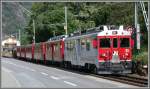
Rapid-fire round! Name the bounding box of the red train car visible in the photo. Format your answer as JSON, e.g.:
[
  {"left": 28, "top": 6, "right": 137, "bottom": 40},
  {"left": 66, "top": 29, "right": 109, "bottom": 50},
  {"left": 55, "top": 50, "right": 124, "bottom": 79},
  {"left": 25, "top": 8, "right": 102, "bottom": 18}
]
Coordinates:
[
  {"left": 15, "top": 25, "right": 134, "bottom": 74},
  {"left": 45, "top": 38, "right": 65, "bottom": 64}
]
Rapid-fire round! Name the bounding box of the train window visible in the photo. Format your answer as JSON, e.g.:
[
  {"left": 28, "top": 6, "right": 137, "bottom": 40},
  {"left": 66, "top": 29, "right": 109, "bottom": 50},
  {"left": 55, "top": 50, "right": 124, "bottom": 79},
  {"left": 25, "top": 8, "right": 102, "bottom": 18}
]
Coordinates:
[
  {"left": 66, "top": 42, "right": 68, "bottom": 50},
  {"left": 81, "top": 39, "right": 86, "bottom": 50},
  {"left": 120, "top": 38, "right": 129, "bottom": 47},
  {"left": 100, "top": 38, "right": 110, "bottom": 48},
  {"left": 86, "top": 39, "right": 90, "bottom": 51},
  {"left": 70, "top": 41, "right": 74, "bottom": 50},
  {"left": 67, "top": 42, "right": 70, "bottom": 50},
  {"left": 66, "top": 41, "right": 74, "bottom": 51},
  {"left": 113, "top": 38, "right": 118, "bottom": 48}
]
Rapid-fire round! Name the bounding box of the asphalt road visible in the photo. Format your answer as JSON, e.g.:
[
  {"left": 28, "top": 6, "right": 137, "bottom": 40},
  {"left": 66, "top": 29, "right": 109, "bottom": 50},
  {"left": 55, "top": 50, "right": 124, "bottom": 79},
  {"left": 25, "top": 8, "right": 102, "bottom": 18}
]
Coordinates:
[{"left": 1, "top": 57, "right": 138, "bottom": 88}]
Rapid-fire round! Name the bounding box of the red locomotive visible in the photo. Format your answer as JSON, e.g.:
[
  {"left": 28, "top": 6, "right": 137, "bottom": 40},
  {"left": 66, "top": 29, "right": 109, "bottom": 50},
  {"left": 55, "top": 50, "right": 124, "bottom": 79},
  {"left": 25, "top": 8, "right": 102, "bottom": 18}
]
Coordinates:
[{"left": 15, "top": 25, "right": 134, "bottom": 74}]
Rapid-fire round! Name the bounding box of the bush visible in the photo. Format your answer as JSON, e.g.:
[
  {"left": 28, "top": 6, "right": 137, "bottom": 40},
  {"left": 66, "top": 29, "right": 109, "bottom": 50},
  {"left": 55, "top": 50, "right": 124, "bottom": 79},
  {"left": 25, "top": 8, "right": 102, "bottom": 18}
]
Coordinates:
[{"left": 133, "top": 51, "right": 148, "bottom": 65}]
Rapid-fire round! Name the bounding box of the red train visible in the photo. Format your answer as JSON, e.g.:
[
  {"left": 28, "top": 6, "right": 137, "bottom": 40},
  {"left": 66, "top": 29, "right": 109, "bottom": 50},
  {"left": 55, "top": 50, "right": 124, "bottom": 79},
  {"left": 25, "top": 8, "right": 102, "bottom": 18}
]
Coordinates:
[{"left": 14, "top": 25, "right": 134, "bottom": 74}]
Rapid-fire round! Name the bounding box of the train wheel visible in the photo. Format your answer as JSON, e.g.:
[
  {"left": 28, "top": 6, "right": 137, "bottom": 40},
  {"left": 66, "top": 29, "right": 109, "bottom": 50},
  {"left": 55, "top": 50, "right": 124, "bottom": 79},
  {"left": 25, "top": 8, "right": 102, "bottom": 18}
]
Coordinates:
[
  {"left": 68, "top": 62, "right": 72, "bottom": 69},
  {"left": 60, "top": 61, "right": 64, "bottom": 68},
  {"left": 92, "top": 66, "right": 98, "bottom": 74},
  {"left": 63, "top": 61, "right": 66, "bottom": 68},
  {"left": 84, "top": 64, "right": 90, "bottom": 73}
]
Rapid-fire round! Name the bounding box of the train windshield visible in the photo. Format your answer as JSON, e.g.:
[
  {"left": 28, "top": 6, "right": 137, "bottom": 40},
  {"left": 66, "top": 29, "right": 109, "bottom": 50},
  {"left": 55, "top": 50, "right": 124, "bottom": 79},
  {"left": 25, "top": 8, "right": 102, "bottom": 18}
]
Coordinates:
[
  {"left": 113, "top": 38, "right": 118, "bottom": 48},
  {"left": 120, "top": 38, "right": 130, "bottom": 47},
  {"left": 100, "top": 38, "right": 110, "bottom": 48}
]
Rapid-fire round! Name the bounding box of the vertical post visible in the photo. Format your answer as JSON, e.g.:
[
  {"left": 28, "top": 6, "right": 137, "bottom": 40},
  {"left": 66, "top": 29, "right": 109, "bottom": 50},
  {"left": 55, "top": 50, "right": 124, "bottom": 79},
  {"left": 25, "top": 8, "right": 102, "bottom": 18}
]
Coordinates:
[
  {"left": 148, "top": 1, "right": 150, "bottom": 69},
  {"left": 53, "top": 31, "right": 55, "bottom": 37},
  {"left": 33, "top": 19, "right": 35, "bottom": 43},
  {"left": 137, "top": 24, "right": 140, "bottom": 50},
  {"left": 135, "top": 2, "right": 138, "bottom": 29},
  {"left": 1, "top": 2, "right": 2, "bottom": 56},
  {"left": 19, "top": 29, "right": 21, "bottom": 45},
  {"left": 65, "top": 6, "right": 68, "bottom": 35},
  {"left": 16, "top": 33, "right": 18, "bottom": 40},
  {"left": 148, "top": 2, "right": 150, "bottom": 31},
  {"left": 135, "top": 2, "right": 140, "bottom": 50}
]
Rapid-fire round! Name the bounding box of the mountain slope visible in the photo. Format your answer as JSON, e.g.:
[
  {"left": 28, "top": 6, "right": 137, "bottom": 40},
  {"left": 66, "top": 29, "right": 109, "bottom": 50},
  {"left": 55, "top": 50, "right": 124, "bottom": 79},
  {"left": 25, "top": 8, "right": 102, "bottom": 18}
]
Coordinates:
[{"left": 2, "top": 2, "right": 32, "bottom": 39}]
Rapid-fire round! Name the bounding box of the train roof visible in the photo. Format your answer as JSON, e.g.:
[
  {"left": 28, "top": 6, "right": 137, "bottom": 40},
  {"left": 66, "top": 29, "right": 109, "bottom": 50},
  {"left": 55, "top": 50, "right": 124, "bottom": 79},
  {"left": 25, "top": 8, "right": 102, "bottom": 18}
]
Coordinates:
[
  {"left": 48, "top": 26, "right": 104, "bottom": 41},
  {"left": 16, "top": 25, "right": 133, "bottom": 47},
  {"left": 98, "top": 25, "right": 132, "bottom": 36},
  {"left": 46, "top": 25, "right": 132, "bottom": 41},
  {"left": 64, "top": 32, "right": 98, "bottom": 41}
]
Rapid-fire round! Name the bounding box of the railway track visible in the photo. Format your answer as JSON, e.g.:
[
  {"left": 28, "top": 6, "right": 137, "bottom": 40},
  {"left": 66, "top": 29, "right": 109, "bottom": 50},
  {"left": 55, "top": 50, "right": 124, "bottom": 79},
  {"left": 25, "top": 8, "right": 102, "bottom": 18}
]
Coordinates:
[
  {"left": 57, "top": 65, "right": 148, "bottom": 87},
  {"left": 51, "top": 63, "right": 148, "bottom": 87},
  {"left": 91, "top": 74, "right": 148, "bottom": 87}
]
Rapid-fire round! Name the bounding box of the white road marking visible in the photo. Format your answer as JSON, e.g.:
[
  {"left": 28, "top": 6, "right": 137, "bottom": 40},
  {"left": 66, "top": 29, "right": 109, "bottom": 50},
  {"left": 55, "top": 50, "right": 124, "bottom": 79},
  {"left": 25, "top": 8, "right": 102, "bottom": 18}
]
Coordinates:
[
  {"left": 2, "top": 61, "right": 12, "bottom": 64},
  {"left": 2, "top": 67, "right": 12, "bottom": 73},
  {"left": 30, "top": 69, "right": 36, "bottom": 72},
  {"left": 50, "top": 76, "right": 60, "bottom": 80},
  {"left": 63, "top": 81, "right": 77, "bottom": 86},
  {"left": 59, "top": 76, "right": 74, "bottom": 79},
  {"left": 2, "top": 60, "right": 37, "bottom": 72},
  {"left": 41, "top": 72, "right": 48, "bottom": 76},
  {"left": 22, "top": 66, "right": 35, "bottom": 71}
]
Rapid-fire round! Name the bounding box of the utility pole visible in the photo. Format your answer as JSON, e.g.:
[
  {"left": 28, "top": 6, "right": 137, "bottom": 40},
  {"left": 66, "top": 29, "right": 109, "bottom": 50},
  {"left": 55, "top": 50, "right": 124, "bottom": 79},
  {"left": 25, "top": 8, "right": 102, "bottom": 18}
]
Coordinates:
[
  {"left": 64, "top": 6, "right": 68, "bottom": 36},
  {"left": 33, "top": 19, "right": 35, "bottom": 43},
  {"left": 18, "top": 3, "right": 36, "bottom": 43},
  {"left": 135, "top": 2, "right": 141, "bottom": 50},
  {"left": 135, "top": 2, "right": 138, "bottom": 29}
]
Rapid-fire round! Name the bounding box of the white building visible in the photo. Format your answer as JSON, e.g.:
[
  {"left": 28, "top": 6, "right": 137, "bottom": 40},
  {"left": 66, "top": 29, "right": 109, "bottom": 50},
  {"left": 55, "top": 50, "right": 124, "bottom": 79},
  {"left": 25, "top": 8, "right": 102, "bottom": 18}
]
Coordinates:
[{"left": 2, "top": 36, "right": 20, "bottom": 51}]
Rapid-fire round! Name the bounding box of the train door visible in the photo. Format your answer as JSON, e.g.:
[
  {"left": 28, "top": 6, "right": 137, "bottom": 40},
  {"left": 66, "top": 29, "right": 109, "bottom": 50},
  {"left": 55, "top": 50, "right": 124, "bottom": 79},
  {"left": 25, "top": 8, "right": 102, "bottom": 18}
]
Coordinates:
[
  {"left": 41, "top": 43, "right": 46, "bottom": 63},
  {"left": 75, "top": 39, "right": 81, "bottom": 66},
  {"left": 64, "top": 39, "right": 76, "bottom": 65},
  {"left": 60, "top": 41, "right": 64, "bottom": 60},
  {"left": 46, "top": 42, "right": 52, "bottom": 61},
  {"left": 32, "top": 43, "right": 35, "bottom": 60},
  {"left": 51, "top": 43, "right": 54, "bottom": 62},
  {"left": 80, "top": 38, "right": 86, "bottom": 65},
  {"left": 24, "top": 48, "right": 26, "bottom": 58},
  {"left": 111, "top": 37, "right": 120, "bottom": 63}
]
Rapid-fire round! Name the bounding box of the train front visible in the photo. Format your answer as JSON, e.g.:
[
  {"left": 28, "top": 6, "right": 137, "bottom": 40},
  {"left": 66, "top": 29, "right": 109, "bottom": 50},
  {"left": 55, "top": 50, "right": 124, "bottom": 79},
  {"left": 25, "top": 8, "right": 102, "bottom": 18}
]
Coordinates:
[{"left": 97, "top": 25, "right": 134, "bottom": 74}]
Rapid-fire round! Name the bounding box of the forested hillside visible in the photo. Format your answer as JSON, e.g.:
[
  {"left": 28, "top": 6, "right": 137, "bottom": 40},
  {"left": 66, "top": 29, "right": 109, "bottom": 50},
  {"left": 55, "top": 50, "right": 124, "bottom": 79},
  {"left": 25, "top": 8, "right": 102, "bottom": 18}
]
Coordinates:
[
  {"left": 25, "top": 2, "right": 147, "bottom": 44},
  {"left": 2, "top": 2, "right": 32, "bottom": 39}
]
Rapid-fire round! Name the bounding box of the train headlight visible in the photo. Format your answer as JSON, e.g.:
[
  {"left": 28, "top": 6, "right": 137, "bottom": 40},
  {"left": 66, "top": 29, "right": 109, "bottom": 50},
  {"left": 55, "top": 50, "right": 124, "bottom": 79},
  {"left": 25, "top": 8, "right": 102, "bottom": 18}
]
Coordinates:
[
  {"left": 102, "top": 53, "right": 106, "bottom": 57},
  {"left": 125, "top": 53, "right": 128, "bottom": 56},
  {"left": 112, "top": 31, "right": 117, "bottom": 35},
  {"left": 125, "top": 49, "right": 129, "bottom": 52}
]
